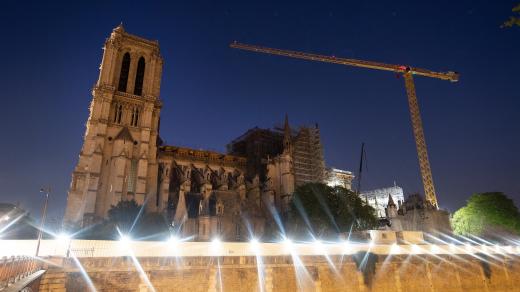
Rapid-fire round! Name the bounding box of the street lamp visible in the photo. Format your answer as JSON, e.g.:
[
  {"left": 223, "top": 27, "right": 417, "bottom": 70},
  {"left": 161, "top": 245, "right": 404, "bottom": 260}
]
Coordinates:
[{"left": 35, "top": 187, "right": 50, "bottom": 257}]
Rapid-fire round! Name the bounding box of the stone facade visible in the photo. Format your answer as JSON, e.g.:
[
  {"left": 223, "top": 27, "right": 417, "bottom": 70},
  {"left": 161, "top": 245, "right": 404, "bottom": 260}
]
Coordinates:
[
  {"left": 64, "top": 27, "right": 355, "bottom": 241},
  {"left": 39, "top": 254, "right": 520, "bottom": 292},
  {"left": 360, "top": 185, "right": 405, "bottom": 218},
  {"left": 64, "top": 25, "right": 163, "bottom": 227},
  {"left": 385, "top": 194, "right": 452, "bottom": 233},
  {"left": 61, "top": 27, "right": 273, "bottom": 241},
  {"left": 324, "top": 167, "right": 354, "bottom": 190}
]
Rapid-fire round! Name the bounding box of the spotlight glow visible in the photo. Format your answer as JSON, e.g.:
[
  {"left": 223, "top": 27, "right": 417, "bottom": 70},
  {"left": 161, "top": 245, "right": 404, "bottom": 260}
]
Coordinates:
[
  {"left": 411, "top": 244, "right": 420, "bottom": 254},
  {"left": 56, "top": 233, "right": 71, "bottom": 241},
  {"left": 390, "top": 243, "right": 400, "bottom": 254},
  {"left": 119, "top": 235, "right": 131, "bottom": 245},
  {"left": 210, "top": 238, "right": 222, "bottom": 256},
  {"left": 282, "top": 238, "right": 293, "bottom": 253},
  {"left": 169, "top": 236, "right": 179, "bottom": 245},
  {"left": 313, "top": 240, "right": 325, "bottom": 254},
  {"left": 250, "top": 238, "right": 260, "bottom": 254},
  {"left": 430, "top": 244, "right": 440, "bottom": 254},
  {"left": 343, "top": 241, "right": 352, "bottom": 254}
]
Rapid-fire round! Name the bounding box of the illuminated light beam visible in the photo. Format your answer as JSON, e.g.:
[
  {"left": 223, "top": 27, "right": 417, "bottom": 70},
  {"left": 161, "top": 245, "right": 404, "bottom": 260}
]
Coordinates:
[
  {"left": 0, "top": 213, "right": 26, "bottom": 234},
  {"left": 129, "top": 197, "right": 149, "bottom": 234},
  {"left": 282, "top": 238, "right": 314, "bottom": 290},
  {"left": 377, "top": 243, "right": 401, "bottom": 276},
  {"left": 309, "top": 186, "right": 340, "bottom": 232},
  {"left": 291, "top": 195, "right": 315, "bottom": 235},
  {"left": 70, "top": 251, "right": 97, "bottom": 292},
  {"left": 263, "top": 199, "right": 286, "bottom": 236},
  {"left": 420, "top": 234, "right": 490, "bottom": 274},
  {"left": 312, "top": 239, "right": 340, "bottom": 276},
  {"left": 216, "top": 256, "right": 224, "bottom": 292},
  {"left": 116, "top": 229, "right": 156, "bottom": 292},
  {"left": 250, "top": 238, "right": 266, "bottom": 292}
]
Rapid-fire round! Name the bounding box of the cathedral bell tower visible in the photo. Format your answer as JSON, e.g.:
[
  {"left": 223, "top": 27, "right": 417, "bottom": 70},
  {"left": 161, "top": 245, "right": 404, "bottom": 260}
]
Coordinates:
[{"left": 64, "top": 25, "right": 163, "bottom": 228}]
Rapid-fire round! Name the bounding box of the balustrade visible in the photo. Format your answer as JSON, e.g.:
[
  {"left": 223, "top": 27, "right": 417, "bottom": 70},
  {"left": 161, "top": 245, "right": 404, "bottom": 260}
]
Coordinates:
[{"left": 0, "top": 256, "right": 43, "bottom": 289}]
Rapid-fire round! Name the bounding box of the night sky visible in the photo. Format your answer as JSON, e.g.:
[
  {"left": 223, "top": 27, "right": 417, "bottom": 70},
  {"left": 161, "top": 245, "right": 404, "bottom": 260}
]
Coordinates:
[{"left": 0, "top": 0, "right": 519, "bottom": 222}]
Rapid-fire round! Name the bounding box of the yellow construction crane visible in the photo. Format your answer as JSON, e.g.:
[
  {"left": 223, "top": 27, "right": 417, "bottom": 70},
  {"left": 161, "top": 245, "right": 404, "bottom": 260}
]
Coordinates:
[{"left": 230, "top": 41, "right": 459, "bottom": 209}]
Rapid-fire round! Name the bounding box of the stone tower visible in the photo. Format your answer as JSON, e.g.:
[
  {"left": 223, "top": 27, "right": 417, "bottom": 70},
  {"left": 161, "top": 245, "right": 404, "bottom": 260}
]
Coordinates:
[
  {"left": 280, "top": 114, "right": 295, "bottom": 197},
  {"left": 385, "top": 194, "right": 398, "bottom": 219},
  {"left": 64, "top": 25, "right": 163, "bottom": 228}
]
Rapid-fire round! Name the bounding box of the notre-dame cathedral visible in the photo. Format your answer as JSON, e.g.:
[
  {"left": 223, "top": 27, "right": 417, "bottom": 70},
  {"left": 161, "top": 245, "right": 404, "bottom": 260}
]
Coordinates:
[{"left": 64, "top": 25, "right": 353, "bottom": 241}]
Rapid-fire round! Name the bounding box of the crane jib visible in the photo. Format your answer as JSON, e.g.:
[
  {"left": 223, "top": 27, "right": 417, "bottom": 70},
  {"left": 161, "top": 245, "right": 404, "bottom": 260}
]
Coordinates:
[
  {"left": 230, "top": 41, "right": 460, "bottom": 209},
  {"left": 230, "top": 42, "right": 459, "bottom": 82}
]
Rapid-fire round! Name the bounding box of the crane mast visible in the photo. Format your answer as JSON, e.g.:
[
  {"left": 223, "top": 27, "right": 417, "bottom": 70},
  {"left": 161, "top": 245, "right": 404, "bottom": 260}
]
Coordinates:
[{"left": 230, "top": 41, "right": 459, "bottom": 209}]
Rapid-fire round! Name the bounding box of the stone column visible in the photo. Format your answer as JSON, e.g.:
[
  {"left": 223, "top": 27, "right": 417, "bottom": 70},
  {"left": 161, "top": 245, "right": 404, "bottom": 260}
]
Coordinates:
[
  {"left": 127, "top": 52, "right": 139, "bottom": 94},
  {"left": 174, "top": 180, "right": 191, "bottom": 227},
  {"left": 158, "top": 162, "right": 171, "bottom": 211}
]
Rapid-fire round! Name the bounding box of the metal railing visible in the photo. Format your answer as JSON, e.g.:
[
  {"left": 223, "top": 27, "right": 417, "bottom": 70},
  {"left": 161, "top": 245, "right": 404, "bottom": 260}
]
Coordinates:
[{"left": 0, "top": 256, "right": 43, "bottom": 289}]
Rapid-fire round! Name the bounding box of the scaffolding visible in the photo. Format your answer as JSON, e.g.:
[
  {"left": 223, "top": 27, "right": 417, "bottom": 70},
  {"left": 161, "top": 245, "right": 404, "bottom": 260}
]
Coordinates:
[{"left": 292, "top": 126, "right": 326, "bottom": 186}]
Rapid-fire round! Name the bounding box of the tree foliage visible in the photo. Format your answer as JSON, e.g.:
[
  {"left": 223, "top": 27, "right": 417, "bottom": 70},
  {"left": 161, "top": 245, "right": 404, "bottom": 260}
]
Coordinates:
[
  {"left": 107, "top": 199, "right": 141, "bottom": 233},
  {"left": 502, "top": 3, "right": 520, "bottom": 28},
  {"left": 452, "top": 192, "right": 520, "bottom": 237},
  {"left": 78, "top": 200, "right": 171, "bottom": 240},
  {"left": 286, "top": 183, "right": 378, "bottom": 240}
]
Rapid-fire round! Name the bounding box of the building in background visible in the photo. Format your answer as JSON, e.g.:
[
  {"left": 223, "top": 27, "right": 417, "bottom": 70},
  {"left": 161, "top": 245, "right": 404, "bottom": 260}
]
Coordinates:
[
  {"left": 384, "top": 194, "right": 451, "bottom": 233},
  {"left": 324, "top": 168, "right": 354, "bottom": 190},
  {"left": 360, "top": 185, "right": 405, "bottom": 218},
  {"left": 0, "top": 203, "right": 37, "bottom": 239},
  {"left": 358, "top": 185, "right": 452, "bottom": 233}
]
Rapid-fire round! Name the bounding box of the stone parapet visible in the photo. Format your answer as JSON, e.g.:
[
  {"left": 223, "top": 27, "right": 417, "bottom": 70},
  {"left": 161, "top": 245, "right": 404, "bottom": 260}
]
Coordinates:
[{"left": 35, "top": 254, "right": 520, "bottom": 292}]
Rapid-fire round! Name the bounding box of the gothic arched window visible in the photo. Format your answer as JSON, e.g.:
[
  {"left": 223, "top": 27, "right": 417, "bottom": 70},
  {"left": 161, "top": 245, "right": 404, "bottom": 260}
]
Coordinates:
[
  {"left": 118, "top": 53, "right": 131, "bottom": 92},
  {"left": 130, "top": 107, "right": 140, "bottom": 127},
  {"left": 134, "top": 57, "right": 145, "bottom": 96},
  {"left": 114, "top": 104, "right": 123, "bottom": 124}
]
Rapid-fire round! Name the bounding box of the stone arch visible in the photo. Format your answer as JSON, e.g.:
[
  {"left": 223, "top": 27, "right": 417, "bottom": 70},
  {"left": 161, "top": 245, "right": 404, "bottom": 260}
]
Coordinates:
[{"left": 117, "top": 52, "right": 131, "bottom": 92}]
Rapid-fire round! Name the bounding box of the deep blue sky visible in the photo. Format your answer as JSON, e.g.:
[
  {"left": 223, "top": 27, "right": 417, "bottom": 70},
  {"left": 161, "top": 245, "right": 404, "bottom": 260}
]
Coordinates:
[{"left": 0, "top": 0, "right": 519, "bottom": 222}]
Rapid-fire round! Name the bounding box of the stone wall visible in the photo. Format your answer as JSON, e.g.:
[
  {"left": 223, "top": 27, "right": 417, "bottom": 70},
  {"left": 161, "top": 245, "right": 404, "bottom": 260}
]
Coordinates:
[{"left": 39, "top": 253, "right": 520, "bottom": 292}]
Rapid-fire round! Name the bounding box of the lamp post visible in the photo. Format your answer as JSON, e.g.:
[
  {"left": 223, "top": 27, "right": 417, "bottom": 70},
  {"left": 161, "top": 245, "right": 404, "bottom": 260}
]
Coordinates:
[{"left": 35, "top": 187, "right": 50, "bottom": 257}]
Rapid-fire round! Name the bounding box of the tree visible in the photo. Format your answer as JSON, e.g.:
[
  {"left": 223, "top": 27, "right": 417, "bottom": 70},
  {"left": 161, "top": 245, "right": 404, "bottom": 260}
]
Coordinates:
[
  {"left": 502, "top": 3, "right": 520, "bottom": 28},
  {"left": 452, "top": 192, "right": 520, "bottom": 238},
  {"left": 286, "top": 183, "right": 378, "bottom": 240},
  {"left": 78, "top": 200, "right": 171, "bottom": 240},
  {"left": 107, "top": 199, "right": 142, "bottom": 233}
]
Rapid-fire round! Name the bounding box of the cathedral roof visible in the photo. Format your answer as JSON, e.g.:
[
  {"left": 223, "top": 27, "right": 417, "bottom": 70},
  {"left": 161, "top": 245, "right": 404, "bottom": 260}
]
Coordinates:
[{"left": 159, "top": 145, "right": 247, "bottom": 168}]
